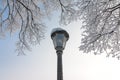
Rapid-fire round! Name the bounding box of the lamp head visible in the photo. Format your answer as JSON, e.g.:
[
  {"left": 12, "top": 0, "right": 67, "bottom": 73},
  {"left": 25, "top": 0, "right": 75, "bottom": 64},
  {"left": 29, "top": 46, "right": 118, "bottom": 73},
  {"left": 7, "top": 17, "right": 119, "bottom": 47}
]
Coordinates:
[{"left": 51, "top": 28, "right": 69, "bottom": 51}]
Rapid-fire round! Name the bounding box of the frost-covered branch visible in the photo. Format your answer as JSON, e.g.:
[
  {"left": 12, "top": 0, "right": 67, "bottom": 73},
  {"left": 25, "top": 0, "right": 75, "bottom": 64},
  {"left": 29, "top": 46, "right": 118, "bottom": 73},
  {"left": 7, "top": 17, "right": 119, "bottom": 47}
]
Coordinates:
[
  {"left": 59, "top": 0, "right": 81, "bottom": 24},
  {"left": 79, "top": 0, "right": 120, "bottom": 59},
  {"left": 0, "top": 0, "right": 58, "bottom": 55}
]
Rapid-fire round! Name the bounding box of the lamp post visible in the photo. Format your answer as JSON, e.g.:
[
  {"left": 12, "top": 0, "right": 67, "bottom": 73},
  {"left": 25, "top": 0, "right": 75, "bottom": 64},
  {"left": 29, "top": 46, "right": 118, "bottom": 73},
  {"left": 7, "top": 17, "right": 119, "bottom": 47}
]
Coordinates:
[{"left": 51, "top": 28, "right": 69, "bottom": 80}]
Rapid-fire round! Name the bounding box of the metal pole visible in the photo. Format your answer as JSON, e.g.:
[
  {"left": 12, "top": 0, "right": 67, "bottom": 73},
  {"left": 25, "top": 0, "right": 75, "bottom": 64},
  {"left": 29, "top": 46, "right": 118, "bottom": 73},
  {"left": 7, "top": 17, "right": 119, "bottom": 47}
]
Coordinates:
[{"left": 56, "top": 50, "right": 63, "bottom": 80}]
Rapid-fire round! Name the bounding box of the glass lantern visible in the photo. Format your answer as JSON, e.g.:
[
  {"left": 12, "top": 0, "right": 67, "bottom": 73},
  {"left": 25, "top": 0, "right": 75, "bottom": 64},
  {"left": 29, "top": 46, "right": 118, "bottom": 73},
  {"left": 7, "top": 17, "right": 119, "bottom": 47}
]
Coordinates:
[{"left": 51, "top": 28, "right": 69, "bottom": 51}]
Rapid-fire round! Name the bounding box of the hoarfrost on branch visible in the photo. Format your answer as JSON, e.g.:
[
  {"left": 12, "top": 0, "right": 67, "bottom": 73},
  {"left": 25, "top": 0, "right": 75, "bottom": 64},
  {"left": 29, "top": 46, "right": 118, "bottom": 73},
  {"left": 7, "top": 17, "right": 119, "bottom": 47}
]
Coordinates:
[{"left": 79, "top": 0, "right": 120, "bottom": 59}]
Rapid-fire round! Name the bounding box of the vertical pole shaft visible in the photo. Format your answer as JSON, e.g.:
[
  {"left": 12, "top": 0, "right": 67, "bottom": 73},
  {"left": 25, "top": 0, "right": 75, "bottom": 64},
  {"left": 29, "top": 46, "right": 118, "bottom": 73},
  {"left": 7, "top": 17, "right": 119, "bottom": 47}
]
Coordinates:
[{"left": 57, "top": 50, "right": 63, "bottom": 80}]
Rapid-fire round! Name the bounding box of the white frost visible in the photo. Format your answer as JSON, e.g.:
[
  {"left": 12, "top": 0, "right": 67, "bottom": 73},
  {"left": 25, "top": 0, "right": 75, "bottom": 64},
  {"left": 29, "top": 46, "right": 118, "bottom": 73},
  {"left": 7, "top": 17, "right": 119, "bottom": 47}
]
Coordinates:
[{"left": 51, "top": 28, "right": 65, "bottom": 35}]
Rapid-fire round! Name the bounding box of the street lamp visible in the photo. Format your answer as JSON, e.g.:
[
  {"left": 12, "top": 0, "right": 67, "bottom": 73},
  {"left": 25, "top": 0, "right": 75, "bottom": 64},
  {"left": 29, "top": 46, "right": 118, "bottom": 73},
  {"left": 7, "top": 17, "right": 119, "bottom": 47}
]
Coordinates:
[{"left": 51, "top": 28, "right": 69, "bottom": 80}]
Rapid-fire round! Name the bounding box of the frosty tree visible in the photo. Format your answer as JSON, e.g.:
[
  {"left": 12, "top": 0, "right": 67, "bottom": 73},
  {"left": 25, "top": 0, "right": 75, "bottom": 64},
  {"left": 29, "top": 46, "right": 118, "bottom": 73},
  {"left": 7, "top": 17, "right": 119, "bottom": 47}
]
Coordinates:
[
  {"left": 1, "top": 0, "right": 120, "bottom": 58},
  {"left": 78, "top": 0, "right": 120, "bottom": 59},
  {"left": 0, "top": 0, "right": 74, "bottom": 55}
]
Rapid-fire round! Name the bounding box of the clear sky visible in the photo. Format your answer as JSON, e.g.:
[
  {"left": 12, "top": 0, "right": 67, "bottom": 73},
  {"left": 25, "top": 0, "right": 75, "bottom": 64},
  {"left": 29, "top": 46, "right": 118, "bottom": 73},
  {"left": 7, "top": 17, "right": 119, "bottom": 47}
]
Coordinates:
[{"left": 1, "top": 12, "right": 120, "bottom": 80}]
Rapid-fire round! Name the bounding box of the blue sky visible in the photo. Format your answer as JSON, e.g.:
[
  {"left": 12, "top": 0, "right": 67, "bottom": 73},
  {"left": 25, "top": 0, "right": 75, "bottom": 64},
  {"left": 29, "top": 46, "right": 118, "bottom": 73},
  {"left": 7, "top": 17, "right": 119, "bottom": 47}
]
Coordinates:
[{"left": 1, "top": 10, "right": 120, "bottom": 80}]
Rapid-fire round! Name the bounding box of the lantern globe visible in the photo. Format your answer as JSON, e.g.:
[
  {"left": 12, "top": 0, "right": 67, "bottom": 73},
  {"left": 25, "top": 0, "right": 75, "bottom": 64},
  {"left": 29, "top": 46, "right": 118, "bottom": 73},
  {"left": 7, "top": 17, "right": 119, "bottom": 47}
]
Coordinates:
[{"left": 51, "top": 28, "right": 69, "bottom": 51}]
